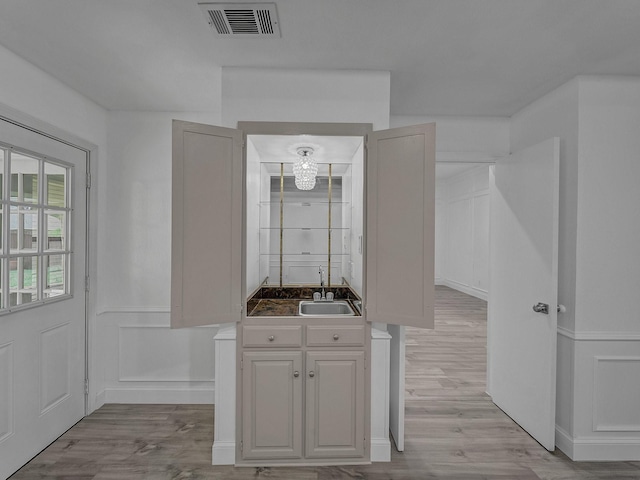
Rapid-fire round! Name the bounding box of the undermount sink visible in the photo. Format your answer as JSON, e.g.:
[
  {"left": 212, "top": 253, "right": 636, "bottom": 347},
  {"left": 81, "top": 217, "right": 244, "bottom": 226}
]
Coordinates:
[{"left": 298, "top": 300, "right": 355, "bottom": 316}]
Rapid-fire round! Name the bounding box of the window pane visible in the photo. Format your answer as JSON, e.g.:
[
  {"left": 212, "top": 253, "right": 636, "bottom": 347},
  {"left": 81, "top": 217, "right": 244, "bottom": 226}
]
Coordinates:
[
  {"left": 9, "top": 210, "right": 18, "bottom": 251},
  {"left": 21, "top": 212, "right": 38, "bottom": 250},
  {"left": 45, "top": 162, "right": 67, "bottom": 207},
  {"left": 10, "top": 154, "right": 39, "bottom": 203},
  {"left": 9, "top": 210, "right": 38, "bottom": 252},
  {"left": 46, "top": 212, "right": 66, "bottom": 250},
  {"left": 10, "top": 173, "right": 18, "bottom": 201},
  {"left": 0, "top": 154, "right": 4, "bottom": 198},
  {"left": 45, "top": 254, "right": 66, "bottom": 298},
  {"left": 9, "top": 256, "right": 39, "bottom": 306}
]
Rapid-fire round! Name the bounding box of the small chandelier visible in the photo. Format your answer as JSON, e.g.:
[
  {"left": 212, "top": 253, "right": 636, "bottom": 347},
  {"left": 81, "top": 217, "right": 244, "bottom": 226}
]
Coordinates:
[{"left": 293, "top": 146, "right": 317, "bottom": 190}]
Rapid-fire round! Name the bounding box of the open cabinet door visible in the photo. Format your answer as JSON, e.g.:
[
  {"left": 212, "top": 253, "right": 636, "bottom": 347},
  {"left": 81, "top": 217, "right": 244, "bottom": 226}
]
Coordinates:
[
  {"left": 487, "top": 137, "right": 560, "bottom": 450},
  {"left": 171, "top": 120, "right": 243, "bottom": 328},
  {"left": 366, "top": 123, "right": 435, "bottom": 328},
  {"left": 366, "top": 123, "right": 435, "bottom": 453}
]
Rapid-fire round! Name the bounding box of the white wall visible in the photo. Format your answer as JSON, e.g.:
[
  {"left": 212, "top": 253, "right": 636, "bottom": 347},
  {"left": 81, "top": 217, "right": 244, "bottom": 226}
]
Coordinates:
[
  {"left": 575, "top": 77, "right": 640, "bottom": 334},
  {"left": 223, "top": 68, "right": 390, "bottom": 130},
  {"left": 392, "top": 115, "right": 510, "bottom": 162},
  {"left": 511, "top": 76, "right": 640, "bottom": 461},
  {"left": 97, "top": 111, "right": 221, "bottom": 405},
  {"left": 436, "top": 166, "right": 491, "bottom": 300}
]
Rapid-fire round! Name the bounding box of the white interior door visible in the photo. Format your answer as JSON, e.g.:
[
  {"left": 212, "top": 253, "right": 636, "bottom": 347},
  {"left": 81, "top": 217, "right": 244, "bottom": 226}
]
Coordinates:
[
  {"left": 0, "top": 117, "right": 88, "bottom": 478},
  {"left": 487, "top": 137, "right": 559, "bottom": 451}
]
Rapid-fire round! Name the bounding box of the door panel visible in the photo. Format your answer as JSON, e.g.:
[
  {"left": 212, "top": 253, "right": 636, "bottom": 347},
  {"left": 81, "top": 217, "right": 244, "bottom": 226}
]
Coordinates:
[
  {"left": 171, "top": 120, "right": 243, "bottom": 328},
  {"left": 366, "top": 124, "right": 435, "bottom": 328},
  {"left": 488, "top": 137, "right": 560, "bottom": 450},
  {"left": 241, "top": 351, "right": 303, "bottom": 460},
  {"left": 0, "top": 117, "right": 87, "bottom": 479},
  {"left": 305, "top": 351, "right": 365, "bottom": 459}
]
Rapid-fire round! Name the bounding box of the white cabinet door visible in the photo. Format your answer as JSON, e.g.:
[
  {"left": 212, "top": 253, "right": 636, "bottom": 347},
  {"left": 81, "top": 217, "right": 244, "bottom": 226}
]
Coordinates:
[
  {"left": 305, "top": 351, "right": 366, "bottom": 459},
  {"left": 241, "top": 351, "right": 303, "bottom": 460},
  {"left": 366, "top": 124, "right": 436, "bottom": 329},
  {"left": 488, "top": 137, "right": 560, "bottom": 451},
  {"left": 171, "top": 120, "right": 243, "bottom": 328}
]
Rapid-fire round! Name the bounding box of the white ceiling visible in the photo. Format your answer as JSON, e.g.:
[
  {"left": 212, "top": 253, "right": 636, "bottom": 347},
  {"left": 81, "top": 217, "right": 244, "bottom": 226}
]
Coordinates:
[{"left": 1, "top": 0, "right": 640, "bottom": 116}]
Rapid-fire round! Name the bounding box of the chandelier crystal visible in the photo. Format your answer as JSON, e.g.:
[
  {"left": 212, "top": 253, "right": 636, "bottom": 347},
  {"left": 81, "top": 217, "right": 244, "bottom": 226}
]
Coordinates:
[{"left": 293, "top": 147, "right": 317, "bottom": 190}]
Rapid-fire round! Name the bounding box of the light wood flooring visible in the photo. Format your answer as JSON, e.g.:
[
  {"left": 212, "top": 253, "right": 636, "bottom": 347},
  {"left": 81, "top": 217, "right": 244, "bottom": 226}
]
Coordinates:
[{"left": 10, "top": 286, "right": 640, "bottom": 479}]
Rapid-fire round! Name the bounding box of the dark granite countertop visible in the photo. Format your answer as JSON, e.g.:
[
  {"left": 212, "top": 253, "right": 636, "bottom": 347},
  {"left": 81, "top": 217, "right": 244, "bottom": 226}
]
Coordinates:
[
  {"left": 247, "top": 285, "right": 361, "bottom": 317},
  {"left": 248, "top": 299, "right": 300, "bottom": 316}
]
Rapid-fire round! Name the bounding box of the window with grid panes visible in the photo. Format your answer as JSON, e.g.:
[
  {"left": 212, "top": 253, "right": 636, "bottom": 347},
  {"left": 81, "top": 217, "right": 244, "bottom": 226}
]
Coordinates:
[{"left": 1, "top": 145, "right": 72, "bottom": 312}]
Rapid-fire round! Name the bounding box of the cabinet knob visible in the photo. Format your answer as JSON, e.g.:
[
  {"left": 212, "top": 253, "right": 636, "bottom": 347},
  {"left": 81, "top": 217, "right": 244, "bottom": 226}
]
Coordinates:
[
  {"left": 333, "top": 334, "right": 340, "bottom": 341},
  {"left": 308, "top": 371, "right": 315, "bottom": 378},
  {"left": 293, "top": 371, "right": 299, "bottom": 378},
  {"left": 268, "top": 335, "right": 275, "bottom": 342}
]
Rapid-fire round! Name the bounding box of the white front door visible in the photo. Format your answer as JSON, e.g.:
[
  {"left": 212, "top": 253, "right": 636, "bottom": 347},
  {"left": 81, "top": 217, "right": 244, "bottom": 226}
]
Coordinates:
[
  {"left": 0, "top": 117, "right": 88, "bottom": 478},
  {"left": 487, "top": 137, "right": 560, "bottom": 450}
]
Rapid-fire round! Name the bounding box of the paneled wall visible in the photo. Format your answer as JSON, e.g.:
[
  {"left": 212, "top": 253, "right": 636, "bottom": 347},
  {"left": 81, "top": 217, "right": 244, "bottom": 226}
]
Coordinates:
[
  {"left": 97, "top": 111, "right": 221, "bottom": 405},
  {"left": 435, "top": 166, "right": 491, "bottom": 301}
]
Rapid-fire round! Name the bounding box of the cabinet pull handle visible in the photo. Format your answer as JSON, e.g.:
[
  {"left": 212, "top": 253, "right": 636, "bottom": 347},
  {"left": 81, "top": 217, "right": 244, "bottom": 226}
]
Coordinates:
[
  {"left": 333, "top": 334, "right": 340, "bottom": 341},
  {"left": 268, "top": 335, "right": 275, "bottom": 342},
  {"left": 293, "top": 371, "right": 299, "bottom": 378},
  {"left": 309, "top": 371, "right": 315, "bottom": 378}
]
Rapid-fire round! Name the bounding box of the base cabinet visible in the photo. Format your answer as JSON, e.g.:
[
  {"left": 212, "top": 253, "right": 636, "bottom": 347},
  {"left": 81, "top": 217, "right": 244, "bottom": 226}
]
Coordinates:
[{"left": 240, "top": 328, "right": 367, "bottom": 464}]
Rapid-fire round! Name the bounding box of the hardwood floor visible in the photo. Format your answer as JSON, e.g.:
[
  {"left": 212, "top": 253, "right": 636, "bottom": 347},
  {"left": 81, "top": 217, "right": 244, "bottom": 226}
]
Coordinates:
[{"left": 10, "top": 286, "right": 640, "bottom": 479}]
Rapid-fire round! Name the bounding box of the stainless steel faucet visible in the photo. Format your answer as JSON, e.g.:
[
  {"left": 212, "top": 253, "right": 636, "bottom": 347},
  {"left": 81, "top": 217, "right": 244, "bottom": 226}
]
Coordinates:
[{"left": 318, "top": 266, "right": 326, "bottom": 300}]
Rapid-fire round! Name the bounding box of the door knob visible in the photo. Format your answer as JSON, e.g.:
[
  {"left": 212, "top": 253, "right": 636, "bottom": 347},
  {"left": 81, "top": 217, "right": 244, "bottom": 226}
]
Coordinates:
[
  {"left": 533, "top": 302, "right": 549, "bottom": 314},
  {"left": 533, "top": 303, "right": 566, "bottom": 314},
  {"left": 293, "top": 371, "right": 299, "bottom": 378},
  {"left": 308, "top": 371, "right": 315, "bottom": 378}
]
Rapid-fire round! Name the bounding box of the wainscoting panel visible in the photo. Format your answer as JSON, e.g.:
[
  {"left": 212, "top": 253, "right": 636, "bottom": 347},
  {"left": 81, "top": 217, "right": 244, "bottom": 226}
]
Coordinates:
[
  {"left": 119, "top": 325, "right": 215, "bottom": 382},
  {"left": 0, "top": 342, "right": 13, "bottom": 442},
  {"left": 96, "top": 311, "right": 217, "bottom": 405},
  {"left": 557, "top": 335, "right": 640, "bottom": 460},
  {"left": 40, "top": 323, "right": 71, "bottom": 414},
  {"left": 593, "top": 356, "right": 640, "bottom": 432}
]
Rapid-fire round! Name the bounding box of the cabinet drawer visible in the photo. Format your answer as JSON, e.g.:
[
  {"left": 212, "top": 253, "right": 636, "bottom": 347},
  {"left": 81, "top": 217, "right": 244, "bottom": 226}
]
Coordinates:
[
  {"left": 243, "top": 326, "right": 303, "bottom": 347},
  {"left": 306, "top": 325, "right": 365, "bottom": 347}
]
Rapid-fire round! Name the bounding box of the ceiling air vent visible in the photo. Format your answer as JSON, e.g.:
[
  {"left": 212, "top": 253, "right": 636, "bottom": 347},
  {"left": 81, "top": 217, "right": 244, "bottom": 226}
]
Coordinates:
[{"left": 198, "top": 3, "right": 280, "bottom": 37}]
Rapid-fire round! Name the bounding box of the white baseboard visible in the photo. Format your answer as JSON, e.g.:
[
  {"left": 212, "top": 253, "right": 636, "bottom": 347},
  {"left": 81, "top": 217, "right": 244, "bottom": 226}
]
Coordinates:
[
  {"left": 370, "top": 438, "right": 391, "bottom": 462},
  {"left": 90, "top": 390, "right": 106, "bottom": 413},
  {"left": 556, "top": 426, "right": 640, "bottom": 461},
  {"left": 555, "top": 426, "right": 575, "bottom": 459},
  {"left": 441, "top": 279, "right": 488, "bottom": 301},
  {"left": 212, "top": 441, "right": 236, "bottom": 465},
  {"left": 103, "top": 386, "right": 214, "bottom": 404}
]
